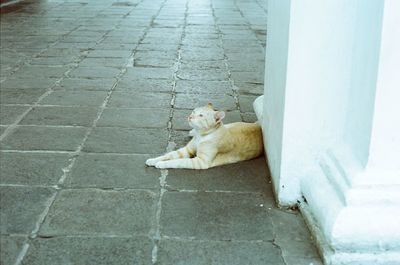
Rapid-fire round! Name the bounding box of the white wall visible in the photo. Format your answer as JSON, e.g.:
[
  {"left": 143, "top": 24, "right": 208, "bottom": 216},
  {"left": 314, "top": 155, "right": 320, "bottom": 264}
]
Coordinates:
[
  {"left": 259, "top": 0, "right": 400, "bottom": 263},
  {"left": 262, "top": 0, "right": 291, "bottom": 203}
]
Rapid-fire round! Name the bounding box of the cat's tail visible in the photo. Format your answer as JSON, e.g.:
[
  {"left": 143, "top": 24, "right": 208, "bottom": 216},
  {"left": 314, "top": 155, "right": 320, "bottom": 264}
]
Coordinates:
[{"left": 253, "top": 95, "right": 264, "bottom": 125}]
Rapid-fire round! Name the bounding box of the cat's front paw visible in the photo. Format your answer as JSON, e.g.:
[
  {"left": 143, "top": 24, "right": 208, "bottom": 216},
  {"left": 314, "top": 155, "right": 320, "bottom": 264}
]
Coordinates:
[
  {"left": 155, "top": 161, "right": 168, "bottom": 169},
  {"left": 145, "top": 158, "right": 158, "bottom": 167}
]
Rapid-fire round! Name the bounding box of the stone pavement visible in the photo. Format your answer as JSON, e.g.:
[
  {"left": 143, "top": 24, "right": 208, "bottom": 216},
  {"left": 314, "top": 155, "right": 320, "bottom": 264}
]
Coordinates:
[{"left": 0, "top": 0, "right": 322, "bottom": 264}]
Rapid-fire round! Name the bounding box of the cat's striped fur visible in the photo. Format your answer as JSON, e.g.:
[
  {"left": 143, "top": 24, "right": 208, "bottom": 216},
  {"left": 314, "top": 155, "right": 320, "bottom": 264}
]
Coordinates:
[{"left": 146, "top": 103, "right": 263, "bottom": 169}]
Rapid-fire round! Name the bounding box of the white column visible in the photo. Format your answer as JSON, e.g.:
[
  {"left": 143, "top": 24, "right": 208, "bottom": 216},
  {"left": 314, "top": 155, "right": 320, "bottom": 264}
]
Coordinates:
[{"left": 254, "top": 0, "right": 400, "bottom": 264}]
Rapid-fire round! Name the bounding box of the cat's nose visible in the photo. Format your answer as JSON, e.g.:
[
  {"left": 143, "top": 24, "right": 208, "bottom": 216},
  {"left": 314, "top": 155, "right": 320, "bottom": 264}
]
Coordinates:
[{"left": 188, "top": 115, "right": 193, "bottom": 120}]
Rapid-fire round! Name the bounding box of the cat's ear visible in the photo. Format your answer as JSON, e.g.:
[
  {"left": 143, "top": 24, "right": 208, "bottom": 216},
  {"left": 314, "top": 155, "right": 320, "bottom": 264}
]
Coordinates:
[
  {"left": 207, "top": 102, "right": 214, "bottom": 109},
  {"left": 215, "top": 111, "right": 225, "bottom": 122}
]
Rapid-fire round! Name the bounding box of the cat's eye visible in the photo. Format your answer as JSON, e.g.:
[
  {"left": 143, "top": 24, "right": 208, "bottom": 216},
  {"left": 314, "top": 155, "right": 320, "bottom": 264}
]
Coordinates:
[{"left": 199, "top": 114, "right": 203, "bottom": 117}]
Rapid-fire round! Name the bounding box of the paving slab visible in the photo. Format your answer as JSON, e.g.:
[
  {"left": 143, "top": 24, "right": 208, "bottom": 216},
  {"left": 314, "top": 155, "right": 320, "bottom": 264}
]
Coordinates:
[
  {"left": 1, "top": 126, "right": 87, "bottom": 151},
  {"left": 0, "top": 105, "right": 29, "bottom": 125},
  {"left": 160, "top": 191, "right": 274, "bottom": 241},
  {"left": 20, "top": 106, "right": 99, "bottom": 126},
  {"left": 116, "top": 78, "right": 174, "bottom": 93},
  {"left": 64, "top": 153, "right": 160, "bottom": 189},
  {"left": 39, "top": 189, "right": 157, "bottom": 236},
  {"left": 97, "top": 108, "right": 170, "bottom": 128},
  {"left": 22, "top": 236, "right": 153, "bottom": 265},
  {"left": 166, "top": 157, "right": 272, "bottom": 194},
  {"left": 0, "top": 89, "right": 47, "bottom": 104},
  {"left": 158, "top": 239, "right": 285, "bottom": 265},
  {"left": 175, "top": 80, "right": 232, "bottom": 94},
  {"left": 0, "top": 186, "right": 56, "bottom": 234},
  {"left": 0, "top": 236, "right": 26, "bottom": 265},
  {"left": 107, "top": 92, "right": 171, "bottom": 108},
  {"left": 39, "top": 91, "right": 108, "bottom": 106},
  {"left": 174, "top": 93, "right": 236, "bottom": 111},
  {"left": 55, "top": 78, "right": 116, "bottom": 91},
  {"left": 83, "top": 127, "right": 168, "bottom": 154},
  {"left": 0, "top": 152, "right": 70, "bottom": 185}
]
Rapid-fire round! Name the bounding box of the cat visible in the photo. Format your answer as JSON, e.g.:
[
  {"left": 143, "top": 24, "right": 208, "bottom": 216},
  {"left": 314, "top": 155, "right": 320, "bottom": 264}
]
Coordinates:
[{"left": 145, "top": 103, "right": 263, "bottom": 169}]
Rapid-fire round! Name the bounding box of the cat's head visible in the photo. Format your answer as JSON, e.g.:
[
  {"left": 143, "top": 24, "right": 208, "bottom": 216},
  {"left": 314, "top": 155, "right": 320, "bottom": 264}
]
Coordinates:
[{"left": 188, "top": 103, "right": 225, "bottom": 130}]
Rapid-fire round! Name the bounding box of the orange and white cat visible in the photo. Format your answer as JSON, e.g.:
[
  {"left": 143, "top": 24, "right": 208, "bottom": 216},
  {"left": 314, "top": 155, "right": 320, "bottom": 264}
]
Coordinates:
[{"left": 146, "top": 103, "right": 263, "bottom": 169}]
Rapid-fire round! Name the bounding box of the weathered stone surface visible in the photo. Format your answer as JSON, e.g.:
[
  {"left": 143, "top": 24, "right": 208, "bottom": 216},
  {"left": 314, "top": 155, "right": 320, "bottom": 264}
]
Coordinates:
[
  {"left": 0, "top": 89, "right": 47, "bottom": 104},
  {"left": 39, "top": 189, "right": 156, "bottom": 236},
  {"left": 174, "top": 93, "right": 236, "bottom": 110},
  {"left": 56, "top": 78, "right": 116, "bottom": 91},
  {"left": 160, "top": 191, "right": 274, "bottom": 240},
  {"left": 20, "top": 106, "right": 98, "bottom": 126},
  {"left": 238, "top": 94, "right": 259, "bottom": 113},
  {"left": 65, "top": 153, "right": 160, "bottom": 189},
  {"left": 0, "top": 236, "right": 26, "bottom": 265},
  {"left": 107, "top": 92, "right": 171, "bottom": 108},
  {"left": 83, "top": 127, "right": 168, "bottom": 154},
  {"left": 0, "top": 152, "right": 70, "bottom": 185},
  {"left": 0, "top": 78, "right": 57, "bottom": 90},
  {"left": 270, "top": 209, "right": 321, "bottom": 259},
  {"left": 157, "top": 239, "right": 285, "bottom": 265},
  {"left": 68, "top": 66, "right": 121, "bottom": 79},
  {"left": 123, "top": 67, "right": 174, "bottom": 80},
  {"left": 0, "top": 126, "right": 87, "bottom": 151},
  {"left": 166, "top": 157, "right": 272, "bottom": 194},
  {"left": 175, "top": 80, "right": 232, "bottom": 94},
  {"left": 0, "top": 105, "right": 29, "bottom": 125},
  {"left": 177, "top": 69, "right": 229, "bottom": 81},
  {"left": 40, "top": 91, "right": 108, "bottom": 106},
  {"left": 116, "top": 78, "right": 173, "bottom": 93},
  {"left": 22, "top": 237, "right": 153, "bottom": 265},
  {"left": 0, "top": 186, "right": 56, "bottom": 234},
  {"left": 97, "top": 108, "right": 170, "bottom": 128}
]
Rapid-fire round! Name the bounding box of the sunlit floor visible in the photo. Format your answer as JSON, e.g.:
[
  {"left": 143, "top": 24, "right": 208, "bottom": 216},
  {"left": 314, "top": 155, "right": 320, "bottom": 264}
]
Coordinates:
[{"left": 0, "top": 0, "right": 322, "bottom": 264}]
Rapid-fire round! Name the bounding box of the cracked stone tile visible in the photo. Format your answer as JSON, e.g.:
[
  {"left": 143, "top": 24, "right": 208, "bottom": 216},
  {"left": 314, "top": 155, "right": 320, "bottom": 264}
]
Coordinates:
[
  {"left": 20, "top": 106, "right": 99, "bottom": 126},
  {"left": 230, "top": 70, "right": 265, "bottom": 84},
  {"left": 64, "top": 153, "right": 159, "bottom": 189},
  {"left": 0, "top": 186, "right": 56, "bottom": 234},
  {"left": 0, "top": 126, "right": 87, "bottom": 151},
  {"left": 86, "top": 49, "right": 133, "bottom": 58},
  {"left": 22, "top": 236, "right": 153, "bottom": 265},
  {"left": 161, "top": 191, "right": 274, "bottom": 241},
  {"left": 39, "top": 189, "right": 157, "bottom": 236},
  {"left": 157, "top": 239, "right": 285, "bottom": 265},
  {"left": 0, "top": 152, "right": 70, "bottom": 185}
]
